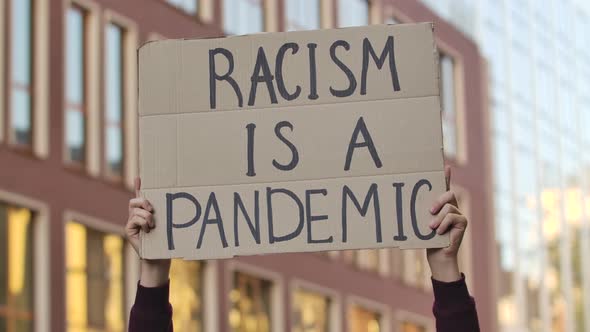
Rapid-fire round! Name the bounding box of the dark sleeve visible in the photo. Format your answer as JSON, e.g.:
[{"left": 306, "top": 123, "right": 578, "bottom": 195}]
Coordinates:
[
  {"left": 432, "top": 274, "right": 480, "bottom": 332},
  {"left": 128, "top": 281, "right": 173, "bottom": 332}
]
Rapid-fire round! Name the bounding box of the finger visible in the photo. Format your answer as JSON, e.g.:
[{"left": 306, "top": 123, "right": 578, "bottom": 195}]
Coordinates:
[
  {"left": 134, "top": 177, "right": 141, "bottom": 198},
  {"left": 129, "top": 197, "right": 153, "bottom": 212},
  {"left": 133, "top": 208, "right": 152, "bottom": 223},
  {"left": 436, "top": 213, "right": 466, "bottom": 235},
  {"left": 129, "top": 215, "right": 151, "bottom": 233},
  {"left": 429, "top": 204, "right": 459, "bottom": 229},
  {"left": 445, "top": 165, "right": 452, "bottom": 191},
  {"left": 430, "top": 191, "right": 458, "bottom": 214}
]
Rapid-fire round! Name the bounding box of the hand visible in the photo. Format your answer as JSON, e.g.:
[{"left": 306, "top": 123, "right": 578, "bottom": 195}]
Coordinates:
[
  {"left": 126, "top": 177, "right": 171, "bottom": 287},
  {"left": 426, "top": 166, "right": 467, "bottom": 282}
]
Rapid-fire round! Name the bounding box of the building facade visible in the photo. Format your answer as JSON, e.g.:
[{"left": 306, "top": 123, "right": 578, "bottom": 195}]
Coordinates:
[
  {"left": 419, "top": 0, "right": 590, "bottom": 331},
  {"left": 0, "top": 0, "right": 494, "bottom": 331}
]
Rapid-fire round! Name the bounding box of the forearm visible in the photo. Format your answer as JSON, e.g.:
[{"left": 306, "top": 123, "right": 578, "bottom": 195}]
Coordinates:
[
  {"left": 428, "top": 256, "right": 461, "bottom": 282},
  {"left": 140, "top": 259, "right": 171, "bottom": 287}
]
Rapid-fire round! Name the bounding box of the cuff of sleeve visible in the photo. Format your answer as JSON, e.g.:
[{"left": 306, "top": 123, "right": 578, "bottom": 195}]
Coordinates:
[
  {"left": 431, "top": 273, "right": 470, "bottom": 305},
  {"left": 134, "top": 280, "right": 171, "bottom": 313}
]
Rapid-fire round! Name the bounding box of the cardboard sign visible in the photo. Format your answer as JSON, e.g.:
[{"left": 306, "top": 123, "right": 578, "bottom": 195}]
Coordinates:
[{"left": 138, "top": 23, "right": 449, "bottom": 260}]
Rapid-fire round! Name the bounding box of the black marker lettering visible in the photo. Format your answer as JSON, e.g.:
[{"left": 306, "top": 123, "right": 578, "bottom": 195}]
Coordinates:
[
  {"left": 233, "top": 191, "right": 261, "bottom": 247},
  {"left": 197, "top": 192, "right": 229, "bottom": 249},
  {"left": 246, "top": 123, "right": 256, "bottom": 177},
  {"left": 344, "top": 117, "right": 382, "bottom": 171},
  {"left": 272, "top": 121, "right": 299, "bottom": 171},
  {"left": 276, "top": 43, "right": 302, "bottom": 101},
  {"left": 305, "top": 189, "right": 332, "bottom": 244},
  {"left": 392, "top": 183, "right": 408, "bottom": 241},
  {"left": 307, "top": 43, "right": 319, "bottom": 100},
  {"left": 361, "top": 36, "right": 401, "bottom": 94},
  {"left": 329, "top": 40, "right": 357, "bottom": 97},
  {"left": 410, "top": 179, "right": 436, "bottom": 240},
  {"left": 341, "top": 184, "right": 382, "bottom": 243},
  {"left": 267, "top": 187, "right": 304, "bottom": 243},
  {"left": 248, "top": 47, "right": 278, "bottom": 106},
  {"left": 166, "top": 192, "right": 201, "bottom": 250},
  {"left": 209, "top": 48, "right": 243, "bottom": 109}
]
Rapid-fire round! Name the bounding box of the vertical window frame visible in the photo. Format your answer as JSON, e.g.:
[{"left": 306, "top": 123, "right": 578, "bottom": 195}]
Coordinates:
[
  {"left": 64, "top": 3, "right": 88, "bottom": 168},
  {"left": 346, "top": 296, "right": 391, "bottom": 332},
  {"left": 102, "top": 10, "right": 138, "bottom": 189}
]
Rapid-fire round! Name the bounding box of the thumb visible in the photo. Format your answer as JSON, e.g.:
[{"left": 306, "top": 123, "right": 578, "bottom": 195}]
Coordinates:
[
  {"left": 134, "top": 177, "right": 141, "bottom": 198},
  {"left": 444, "top": 165, "right": 452, "bottom": 191}
]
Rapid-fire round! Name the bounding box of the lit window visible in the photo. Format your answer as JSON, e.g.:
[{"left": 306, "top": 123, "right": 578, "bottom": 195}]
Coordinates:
[
  {"left": 228, "top": 271, "right": 272, "bottom": 332},
  {"left": 224, "top": 0, "right": 264, "bottom": 35},
  {"left": 65, "top": 6, "right": 87, "bottom": 165},
  {"left": 286, "top": 0, "right": 320, "bottom": 31},
  {"left": 342, "top": 249, "right": 380, "bottom": 273},
  {"left": 166, "top": 0, "right": 198, "bottom": 15},
  {"left": 66, "top": 222, "right": 125, "bottom": 332},
  {"left": 349, "top": 305, "right": 381, "bottom": 332},
  {"left": 10, "top": 0, "right": 33, "bottom": 146},
  {"left": 169, "top": 260, "right": 204, "bottom": 331},
  {"left": 0, "top": 203, "right": 35, "bottom": 330},
  {"left": 400, "top": 321, "right": 427, "bottom": 332},
  {"left": 105, "top": 23, "right": 125, "bottom": 178},
  {"left": 439, "top": 52, "right": 458, "bottom": 158},
  {"left": 338, "top": 0, "right": 368, "bottom": 27},
  {"left": 292, "top": 289, "right": 330, "bottom": 332}
]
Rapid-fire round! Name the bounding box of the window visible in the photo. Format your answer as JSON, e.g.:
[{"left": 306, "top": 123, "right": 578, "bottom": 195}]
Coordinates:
[
  {"left": 228, "top": 271, "right": 272, "bottom": 332},
  {"left": 439, "top": 53, "right": 458, "bottom": 158},
  {"left": 66, "top": 222, "right": 125, "bottom": 332},
  {"left": 338, "top": 0, "right": 368, "bottom": 27},
  {"left": 349, "top": 305, "right": 380, "bottom": 332},
  {"left": 224, "top": 0, "right": 264, "bottom": 35},
  {"left": 286, "top": 0, "right": 320, "bottom": 31},
  {"left": 65, "top": 6, "right": 87, "bottom": 164},
  {"left": 400, "top": 321, "right": 427, "bottom": 332},
  {"left": 0, "top": 203, "right": 34, "bottom": 331},
  {"left": 169, "top": 260, "right": 204, "bottom": 331},
  {"left": 10, "top": 0, "right": 34, "bottom": 146},
  {"left": 166, "top": 0, "right": 198, "bottom": 15},
  {"left": 105, "top": 23, "right": 125, "bottom": 178},
  {"left": 342, "top": 249, "right": 381, "bottom": 273},
  {"left": 292, "top": 289, "right": 330, "bottom": 332}
]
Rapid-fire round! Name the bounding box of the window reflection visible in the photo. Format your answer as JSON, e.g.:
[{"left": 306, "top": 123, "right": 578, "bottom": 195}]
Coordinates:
[
  {"left": 342, "top": 249, "right": 381, "bottom": 273},
  {"left": 0, "top": 203, "right": 34, "bottom": 331},
  {"left": 66, "top": 222, "right": 125, "bottom": 332},
  {"left": 166, "top": 0, "right": 198, "bottom": 15},
  {"left": 338, "top": 0, "right": 368, "bottom": 27},
  {"left": 65, "top": 6, "right": 87, "bottom": 164},
  {"left": 349, "top": 305, "right": 380, "bottom": 332},
  {"left": 229, "top": 272, "right": 271, "bottom": 332},
  {"left": 286, "top": 0, "right": 320, "bottom": 31},
  {"left": 400, "top": 321, "right": 427, "bottom": 332},
  {"left": 169, "top": 260, "right": 204, "bottom": 331},
  {"left": 292, "top": 289, "right": 329, "bottom": 332},
  {"left": 11, "top": 0, "right": 33, "bottom": 146},
  {"left": 105, "top": 23, "right": 125, "bottom": 178},
  {"left": 224, "top": 0, "right": 263, "bottom": 35},
  {"left": 439, "top": 53, "right": 457, "bottom": 158}
]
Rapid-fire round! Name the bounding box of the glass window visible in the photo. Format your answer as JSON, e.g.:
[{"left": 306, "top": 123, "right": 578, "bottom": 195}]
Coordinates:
[
  {"left": 229, "top": 271, "right": 272, "bottom": 332},
  {"left": 66, "top": 222, "right": 125, "bottom": 332},
  {"left": 338, "top": 0, "right": 368, "bottom": 27},
  {"left": 342, "top": 249, "right": 380, "bottom": 273},
  {"left": 224, "top": 0, "right": 264, "bottom": 35},
  {"left": 292, "top": 289, "right": 330, "bottom": 332},
  {"left": 166, "top": 0, "right": 198, "bottom": 15},
  {"left": 169, "top": 260, "right": 204, "bottom": 331},
  {"left": 0, "top": 203, "right": 35, "bottom": 331},
  {"left": 400, "top": 321, "right": 427, "bottom": 332},
  {"left": 105, "top": 23, "right": 125, "bottom": 178},
  {"left": 286, "top": 0, "right": 320, "bottom": 31},
  {"left": 349, "top": 305, "right": 380, "bottom": 332},
  {"left": 10, "top": 0, "right": 33, "bottom": 146},
  {"left": 65, "top": 7, "right": 87, "bottom": 165},
  {"left": 440, "top": 53, "right": 458, "bottom": 158}
]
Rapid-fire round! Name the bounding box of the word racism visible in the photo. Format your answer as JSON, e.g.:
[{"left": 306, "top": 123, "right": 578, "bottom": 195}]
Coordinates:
[
  {"left": 209, "top": 36, "right": 400, "bottom": 109},
  {"left": 166, "top": 118, "right": 436, "bottom": 251}
]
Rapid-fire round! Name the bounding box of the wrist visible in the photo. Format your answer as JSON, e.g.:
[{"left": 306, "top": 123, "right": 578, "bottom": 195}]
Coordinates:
[
  {"left": 140, "top": 259, "right": 171, "bottom": 287},
  {"left": 428, "top": 256, "right": 461, "bottom": 282}
]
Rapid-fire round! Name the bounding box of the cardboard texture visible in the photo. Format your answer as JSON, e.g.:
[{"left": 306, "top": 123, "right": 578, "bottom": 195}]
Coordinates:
[{"left": 138, "top": 23, "right": 449, "bottom": 259}]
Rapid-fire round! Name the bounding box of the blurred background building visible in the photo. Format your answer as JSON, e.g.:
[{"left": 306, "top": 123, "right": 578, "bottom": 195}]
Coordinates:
[
  {"left": 0, "top": 0, "right": 494, "bottom": 331},
  {"left": 419, "top": 0, "right": 590, "bottom": 332}
]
